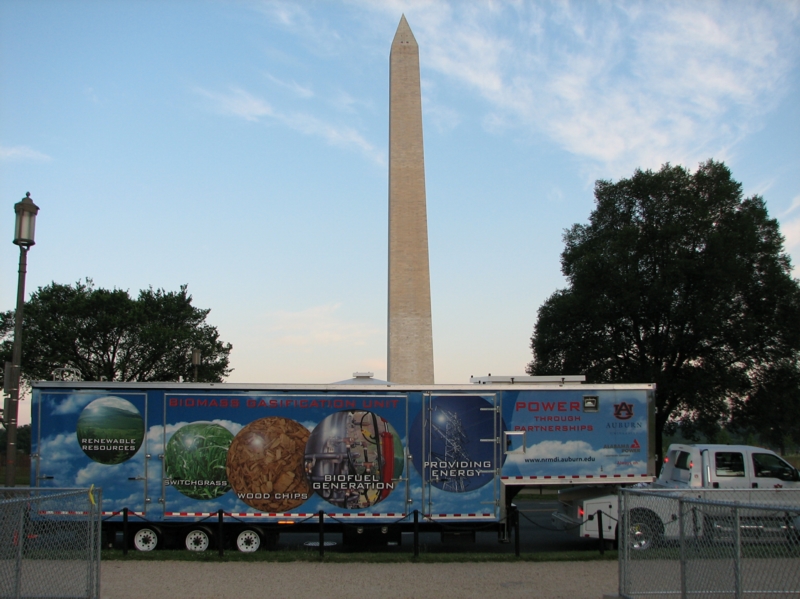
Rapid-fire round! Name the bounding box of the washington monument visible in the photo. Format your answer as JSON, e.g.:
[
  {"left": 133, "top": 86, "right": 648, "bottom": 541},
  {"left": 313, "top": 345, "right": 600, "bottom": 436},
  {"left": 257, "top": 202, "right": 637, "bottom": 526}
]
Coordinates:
[{"left": 387, "top": 15, "right": 434, "bottom": 384}]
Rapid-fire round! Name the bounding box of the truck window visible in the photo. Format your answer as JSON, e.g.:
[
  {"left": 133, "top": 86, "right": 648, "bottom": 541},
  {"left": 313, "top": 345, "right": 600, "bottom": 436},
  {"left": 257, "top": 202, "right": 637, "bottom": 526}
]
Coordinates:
[
  {"left": 715, "top": 452, "right": 745, "bottom": 477},
  {"left": 675, "top": 451, "right": 692, "bottom": 470},
  {"left": 752, "top": 453, "right": 798, "bottom": 481}
]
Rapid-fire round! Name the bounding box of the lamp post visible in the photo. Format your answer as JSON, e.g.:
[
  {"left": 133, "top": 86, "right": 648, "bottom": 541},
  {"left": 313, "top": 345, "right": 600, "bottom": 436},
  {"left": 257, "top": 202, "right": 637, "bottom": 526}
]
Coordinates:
[
  {"left": 4, "top": 192, "right": 38, "bottom": 487},
  {"left": 191, "top": 349, "right": 201, "bottom": 383}
]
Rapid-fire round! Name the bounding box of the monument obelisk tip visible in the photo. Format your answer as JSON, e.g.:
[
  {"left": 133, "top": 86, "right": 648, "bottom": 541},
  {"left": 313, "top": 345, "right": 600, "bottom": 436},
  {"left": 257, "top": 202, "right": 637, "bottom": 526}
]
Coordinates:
[{"left": 392, "top": 15, "right": 417, "bottom": 47}]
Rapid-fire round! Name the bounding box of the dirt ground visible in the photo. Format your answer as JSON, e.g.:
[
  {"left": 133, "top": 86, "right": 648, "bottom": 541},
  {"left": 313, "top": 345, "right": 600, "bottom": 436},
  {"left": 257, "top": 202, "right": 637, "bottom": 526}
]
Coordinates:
[{"left": 100, "top": 560, "right": 619, "bottom": 599}]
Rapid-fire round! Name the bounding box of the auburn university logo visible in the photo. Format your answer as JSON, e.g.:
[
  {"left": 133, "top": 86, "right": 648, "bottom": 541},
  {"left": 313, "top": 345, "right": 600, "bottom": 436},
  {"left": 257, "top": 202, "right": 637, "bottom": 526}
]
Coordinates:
[{"left": 613, "top": 402, "right": 634, "bottom": 420}]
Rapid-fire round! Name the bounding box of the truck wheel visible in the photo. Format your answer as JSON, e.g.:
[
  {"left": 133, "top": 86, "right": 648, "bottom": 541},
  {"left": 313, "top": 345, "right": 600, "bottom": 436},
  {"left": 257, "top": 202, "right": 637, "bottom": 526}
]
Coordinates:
[
  {"left": 133, "top": 527, "right": 160, "bottom": 552},
  {"left": 628, "top": 509, "right": 663, "bottom": 551},
  {"left": 235, "top": 529, "right": 262, "bottom": 552},
  {"left": 185, "top": 527, "right": 213, "bottom": 552}
]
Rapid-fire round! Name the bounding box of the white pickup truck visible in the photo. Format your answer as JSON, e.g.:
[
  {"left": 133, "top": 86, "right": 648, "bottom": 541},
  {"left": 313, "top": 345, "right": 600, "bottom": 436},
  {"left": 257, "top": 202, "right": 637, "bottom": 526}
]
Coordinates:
[{"left": 552, "top": 443, "right": 800, "bottom": 548}]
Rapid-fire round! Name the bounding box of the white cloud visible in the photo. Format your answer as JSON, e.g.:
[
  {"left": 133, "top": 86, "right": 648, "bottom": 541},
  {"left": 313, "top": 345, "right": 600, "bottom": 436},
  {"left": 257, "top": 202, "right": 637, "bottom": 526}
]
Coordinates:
[
  {"left": 783, "top": 195, "right": 800, "bottom": 217},
  {"left": 353, "top": 1, "right": 799, "bottom": 177},
  {"left": 195, "top": 87, "right": 274, "bottom": 121},
  {"left": 253, "top": 1, "right": 343, "bottom": 55},
  {"left": 194, "top": 86, "right": 383, "bottom": 163},
  {"left": 263, "top": 71, "right": 314, "bottom": 98},
  {"left": 0, "top": 145, "right": 51, "bottom": 161}
]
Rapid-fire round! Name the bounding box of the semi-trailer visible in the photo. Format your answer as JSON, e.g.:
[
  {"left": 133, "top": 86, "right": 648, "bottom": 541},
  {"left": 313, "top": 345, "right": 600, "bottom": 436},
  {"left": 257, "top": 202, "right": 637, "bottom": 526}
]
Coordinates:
[{"left": 30, "top": 376, "right": 656, "bottom": 551}]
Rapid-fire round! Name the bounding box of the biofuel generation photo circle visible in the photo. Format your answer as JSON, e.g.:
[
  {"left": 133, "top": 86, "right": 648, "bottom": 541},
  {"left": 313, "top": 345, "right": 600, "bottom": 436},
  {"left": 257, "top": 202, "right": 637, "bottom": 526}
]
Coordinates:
[
  {"left": 165, "top": 422, "right": 234, "bottom": 500},
  {"left": 226, "top": 417, "right": 311, "bottom": 512},
  {"left": 304, "top": 410, "right": 404, "bottom": 509},
  {"left": 76, "top": 396, "right": 144, "bottom": 465}
]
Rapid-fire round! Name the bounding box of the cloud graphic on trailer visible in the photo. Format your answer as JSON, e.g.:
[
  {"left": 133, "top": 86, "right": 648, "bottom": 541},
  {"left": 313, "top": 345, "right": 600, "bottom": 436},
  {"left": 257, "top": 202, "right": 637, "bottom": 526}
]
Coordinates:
[
  {"left": 49, "top": 393, "right": 96, "bottom": 415},
  {"left": 36, "top": 433, "right": 85, "bottom": 486},
  {"left": 505, "top": 439, "right": 643, "bottom": 475},
  {"left": 36, "top": 431, "right": 149, "bottom": 509}
]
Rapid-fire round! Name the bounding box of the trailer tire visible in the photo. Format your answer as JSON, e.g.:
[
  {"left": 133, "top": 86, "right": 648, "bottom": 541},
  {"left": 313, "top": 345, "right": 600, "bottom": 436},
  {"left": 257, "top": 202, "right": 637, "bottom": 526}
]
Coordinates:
[
  {"left": 235, "top": 528, "right": 262, "bottom": 552},
  {"left": 185, "top": 527, "right": 213, "bottom": 552},
  {"left": 627, "top": 508, "right": 663, "bottom": 551},
  {"left": 133, "top": 527, "right": 160, "bottom": 552}
]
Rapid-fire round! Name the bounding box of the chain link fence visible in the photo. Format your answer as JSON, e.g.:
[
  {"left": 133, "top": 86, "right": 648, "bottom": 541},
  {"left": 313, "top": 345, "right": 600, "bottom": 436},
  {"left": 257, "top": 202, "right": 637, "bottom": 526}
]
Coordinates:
[
  {"left": 618, "top": 488, "right": 800, "bottom": 599},
  {"left": 0, "top": 488, "right": 102, "bottom": 599}
]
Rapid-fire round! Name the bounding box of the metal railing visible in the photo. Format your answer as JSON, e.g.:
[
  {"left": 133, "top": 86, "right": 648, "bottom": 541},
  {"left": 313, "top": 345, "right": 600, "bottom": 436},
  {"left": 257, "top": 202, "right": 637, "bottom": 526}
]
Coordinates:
[
  {"left": 0, "top": 487, "right": 102, "bottom": 599},
  {"left": 619, "top": 488, "right": 800, "bottom": 599}
]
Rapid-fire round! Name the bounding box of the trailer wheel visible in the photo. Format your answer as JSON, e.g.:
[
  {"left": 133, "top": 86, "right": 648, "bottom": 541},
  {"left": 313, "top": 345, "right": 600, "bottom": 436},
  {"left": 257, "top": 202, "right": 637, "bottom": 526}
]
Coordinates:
[
  {"left": 235, "top": 529, "right": 262, "bottom": 552},
  {"left": 627, "top": 509, "right": 663, "bottom": 551},
  {"left": 133, "top": 527, "right": 160, "bottom": 552},
  {"left": 185, "top": 527, "right": 213, "bottom": 552}
]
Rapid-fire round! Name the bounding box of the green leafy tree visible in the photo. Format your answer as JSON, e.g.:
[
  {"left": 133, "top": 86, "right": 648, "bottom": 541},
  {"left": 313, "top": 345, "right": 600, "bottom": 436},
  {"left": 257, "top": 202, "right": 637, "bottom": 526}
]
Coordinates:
[
  {"left": 528, "top": 160, "right": 800, "bottom": 464},
  {"left": 0, "top": 280, "right": 232, "bottom": 385},
  {"left": 0, "top": 424, "right": 30, "bottom": 454},
  {"left": 731, "top": 360, "right": 800, "bottom": 455}
]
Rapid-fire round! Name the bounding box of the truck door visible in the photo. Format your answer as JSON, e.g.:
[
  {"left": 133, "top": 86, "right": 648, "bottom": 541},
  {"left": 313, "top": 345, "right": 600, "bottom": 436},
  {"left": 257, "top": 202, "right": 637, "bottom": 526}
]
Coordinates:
[
  {"left": 420, "top": 393, "right": 501, "bottom": 517},
  {"left": 751, "top": 452, "right": 800, "bottom": 489},
  {"left": 708, "top": 449, "right": 747, "bottom": 489}
]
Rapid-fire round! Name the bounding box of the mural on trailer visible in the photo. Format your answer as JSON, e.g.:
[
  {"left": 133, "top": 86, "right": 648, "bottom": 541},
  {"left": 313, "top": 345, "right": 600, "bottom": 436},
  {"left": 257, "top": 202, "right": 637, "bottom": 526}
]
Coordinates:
[
  {"left": 500, "top": 389, "right": 650, "bottom": 478},
  {"left": 35, "top": 391, "right": 415, "bottom": 516},
  {"left": 33, "top": 387, "right": 650, "bottom": 517}
]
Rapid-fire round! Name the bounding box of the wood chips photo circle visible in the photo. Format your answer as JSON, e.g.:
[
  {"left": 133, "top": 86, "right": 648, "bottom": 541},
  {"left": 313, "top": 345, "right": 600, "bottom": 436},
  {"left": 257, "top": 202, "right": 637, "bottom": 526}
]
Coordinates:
[{"left": 226, "top": 417, "right": 311, "bottom": 512}]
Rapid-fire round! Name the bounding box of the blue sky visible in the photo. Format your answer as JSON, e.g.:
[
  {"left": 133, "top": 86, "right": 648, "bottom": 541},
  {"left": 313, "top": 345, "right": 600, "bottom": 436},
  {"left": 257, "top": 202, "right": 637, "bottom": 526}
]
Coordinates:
[{"left": 3, "top": 1, "right": 800, "bottom": 426}]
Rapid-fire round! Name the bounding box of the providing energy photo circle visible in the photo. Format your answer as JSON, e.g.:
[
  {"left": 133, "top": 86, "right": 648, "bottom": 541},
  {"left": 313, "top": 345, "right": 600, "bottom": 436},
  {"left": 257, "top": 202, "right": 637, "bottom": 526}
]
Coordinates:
[{"left": 409, "top": 395, "right": 506, "bottom": 493}]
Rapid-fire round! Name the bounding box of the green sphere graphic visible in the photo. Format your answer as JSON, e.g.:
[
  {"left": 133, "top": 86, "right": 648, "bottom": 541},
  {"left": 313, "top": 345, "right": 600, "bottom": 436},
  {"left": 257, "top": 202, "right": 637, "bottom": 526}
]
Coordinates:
[
  {"left": 76, "top": 396, "right": 145, "bottom": 465},
  {"left": 165, "top": 422, "right": 234, "bottom": 500}
]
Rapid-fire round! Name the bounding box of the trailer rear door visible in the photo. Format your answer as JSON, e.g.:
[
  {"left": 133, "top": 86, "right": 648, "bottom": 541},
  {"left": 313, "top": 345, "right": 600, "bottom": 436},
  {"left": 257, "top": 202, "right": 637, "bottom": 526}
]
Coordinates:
[
  {"left": 420, "top": 393, "right": 501, "bottom": 518},
  {"left": 33, "top": 389, "right": 150, "bottom": 516}
]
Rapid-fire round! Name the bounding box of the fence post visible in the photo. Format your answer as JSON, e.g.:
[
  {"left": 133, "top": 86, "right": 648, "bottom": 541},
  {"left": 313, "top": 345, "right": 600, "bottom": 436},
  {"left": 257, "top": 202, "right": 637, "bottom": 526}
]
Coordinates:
[
  {"left": 217, "top": 510, "right": 224, "bottom": 557},
  {"left": 413, "top": 509, "right": 419, "bottom": 558},
  {"left": 318, "top": 510, "right": 324, "bottom": 559},
  {"left": 15, "top": 501, "right": 24, "bottom": 599},
  {"left": 619, "top": 489, "right": 626, "bottom": 599},
  {"left": 94, "top": 489, "right": 102, "bottom": 599},
  {"left": 733, "top": 504, "right": 742, "bottom": 599},
  {"left": 679, "top": 496, "right": 687, "bottom": 599},
  {"left": 122, "top": 507, "right": 129, "bottom": 556}
]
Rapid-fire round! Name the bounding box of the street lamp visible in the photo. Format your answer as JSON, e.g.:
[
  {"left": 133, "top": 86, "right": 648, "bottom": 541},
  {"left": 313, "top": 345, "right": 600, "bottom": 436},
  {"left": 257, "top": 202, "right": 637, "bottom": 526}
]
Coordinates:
[
  {"left": 4, "top": 192, "right": 39, "bottom": 487},
  {"left": 191, "top": 349, "right": 201, "bottom": 383}
]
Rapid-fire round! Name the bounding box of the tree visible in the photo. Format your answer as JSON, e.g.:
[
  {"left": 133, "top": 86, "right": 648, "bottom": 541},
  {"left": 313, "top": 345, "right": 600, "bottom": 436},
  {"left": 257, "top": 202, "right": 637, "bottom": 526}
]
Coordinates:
[
  {"left": 730, "top": 360, "right": 800, "bottom": 455},
  {"left": 0, "top": 424, "right": 30, "bottom": 454},
  {"left": 0, "top": 280, "right": 232, "bottom": 385},
  {"left": 528, "top": 160, "right": 800, "bottom": 463}
]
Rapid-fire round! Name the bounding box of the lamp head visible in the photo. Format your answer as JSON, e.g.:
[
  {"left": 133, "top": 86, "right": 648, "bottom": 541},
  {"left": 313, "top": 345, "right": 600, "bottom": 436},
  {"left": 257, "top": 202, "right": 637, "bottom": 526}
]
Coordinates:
[{"left": 13, "top": 192, "right": 39, "bottom": 247}]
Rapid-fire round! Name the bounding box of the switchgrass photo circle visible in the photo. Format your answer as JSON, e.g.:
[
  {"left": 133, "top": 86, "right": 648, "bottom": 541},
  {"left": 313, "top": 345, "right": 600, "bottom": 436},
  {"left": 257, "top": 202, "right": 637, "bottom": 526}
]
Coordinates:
[{"left": 165, "top": 422, "right": 234, "bottom": 500}]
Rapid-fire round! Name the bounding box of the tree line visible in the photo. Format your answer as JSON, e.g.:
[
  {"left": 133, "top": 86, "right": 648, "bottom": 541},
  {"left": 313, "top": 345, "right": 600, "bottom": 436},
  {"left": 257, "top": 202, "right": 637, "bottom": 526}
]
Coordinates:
[{"left": 0, "top": 280, "right": 232, "bottom": 388}]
